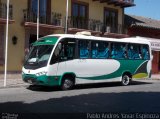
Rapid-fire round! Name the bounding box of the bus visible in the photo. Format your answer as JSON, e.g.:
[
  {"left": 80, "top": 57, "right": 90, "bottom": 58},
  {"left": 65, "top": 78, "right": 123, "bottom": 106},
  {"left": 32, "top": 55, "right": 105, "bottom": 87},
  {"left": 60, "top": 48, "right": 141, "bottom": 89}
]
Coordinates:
[{"left": 22, "top": 32, "right": 152, "bottom": 90}]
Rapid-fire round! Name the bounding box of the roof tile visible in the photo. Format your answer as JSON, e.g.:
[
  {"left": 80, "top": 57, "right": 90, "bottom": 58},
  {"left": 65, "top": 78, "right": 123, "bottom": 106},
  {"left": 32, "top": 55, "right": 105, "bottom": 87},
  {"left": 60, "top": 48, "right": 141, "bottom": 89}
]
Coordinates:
[{"left": 125, "top": 14, "right": 160, "bottom": 30}]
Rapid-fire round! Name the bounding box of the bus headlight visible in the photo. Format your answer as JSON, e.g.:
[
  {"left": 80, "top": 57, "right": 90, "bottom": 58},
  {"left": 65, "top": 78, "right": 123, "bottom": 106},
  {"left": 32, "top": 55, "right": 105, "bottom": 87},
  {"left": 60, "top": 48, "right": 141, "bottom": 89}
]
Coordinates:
[{"left": 36, "top": 71, "right": 47, "bottom": 76}]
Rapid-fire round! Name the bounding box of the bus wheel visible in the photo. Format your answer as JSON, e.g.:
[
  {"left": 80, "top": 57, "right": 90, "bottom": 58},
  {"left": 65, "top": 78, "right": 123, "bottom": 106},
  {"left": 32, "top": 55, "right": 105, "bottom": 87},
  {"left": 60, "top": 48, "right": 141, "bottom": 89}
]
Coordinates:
[
  {"left": 121, "top": 74, "right": 130, "bottom": 86},
  {"left": 61, "top": 77, "right": 74, "bottom": 90}
]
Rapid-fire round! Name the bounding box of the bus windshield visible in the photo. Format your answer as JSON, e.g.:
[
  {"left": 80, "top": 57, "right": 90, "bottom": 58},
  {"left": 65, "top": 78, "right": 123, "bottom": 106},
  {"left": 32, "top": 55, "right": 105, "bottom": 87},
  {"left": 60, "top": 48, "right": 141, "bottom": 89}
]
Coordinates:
[{"left": 24, "top": 45, "right": 54, "bottom": 69}]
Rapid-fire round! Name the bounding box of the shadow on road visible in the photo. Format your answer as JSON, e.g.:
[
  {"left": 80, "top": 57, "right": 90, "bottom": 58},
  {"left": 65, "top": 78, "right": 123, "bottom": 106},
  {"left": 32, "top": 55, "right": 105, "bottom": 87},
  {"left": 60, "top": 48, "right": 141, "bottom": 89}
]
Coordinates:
[
  {"left": 27, "top": 85, "right": 61, "bottom": 92},
  {"left": 0, "top": 91, "right": 160, "bottom": 119},
  {"left": 26, "top": 80, "right": 152, "bottom": 92}
]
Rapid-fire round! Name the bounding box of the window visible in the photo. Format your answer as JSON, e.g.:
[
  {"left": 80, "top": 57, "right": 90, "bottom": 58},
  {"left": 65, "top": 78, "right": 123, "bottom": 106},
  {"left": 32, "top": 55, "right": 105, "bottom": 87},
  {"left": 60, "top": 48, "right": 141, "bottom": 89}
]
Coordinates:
[
  {"left": 0, "top": 26, "right": 4, "bottom": 65},
  {"left": 72, "top": 1, "right": 88, "bottom": 29},
  {"left": 91, "top": 41, "right": 109, "bottom": 59},
  {"left": 50, "top": 38, "right": 76, "bottom": 64},
  {"left": 25, "top": 45, "right": 54, "bottom": 69},
  {"left": 142, "top": 45, "right": 150, "bottom": 60},
  {"left": 31, "top": 0, "right": 47, "bottom": 16},
  {"left": 104, "top": 8, "right": 118, "bottom": 33},
  {"left": 72, "top": 2, "right": 88, "bottom": 18},
  {"left": 111, "top": 43, "right": 127, "bottom": 59},
  {"left": 128, "top": 44, "right": 142, "bottom": 59},
  {"left": 59, "top": 39, "right": 76, "bottom": 61},
  {"left": 29, "top": 0, "right": 51, "bottom": 22},
  {"left": 79, "top": 40, "right": 90, "bottom": 59}
]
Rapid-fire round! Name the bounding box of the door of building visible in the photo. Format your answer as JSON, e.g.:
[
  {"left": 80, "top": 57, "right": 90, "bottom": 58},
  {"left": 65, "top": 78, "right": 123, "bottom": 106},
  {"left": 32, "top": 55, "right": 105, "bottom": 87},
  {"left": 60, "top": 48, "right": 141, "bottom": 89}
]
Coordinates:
[
  {"left": 152, "top": 51, "right": 159, "bottom": 74},
  {"left": 158, "top": 52, "right": 160, "bottom": 72}
]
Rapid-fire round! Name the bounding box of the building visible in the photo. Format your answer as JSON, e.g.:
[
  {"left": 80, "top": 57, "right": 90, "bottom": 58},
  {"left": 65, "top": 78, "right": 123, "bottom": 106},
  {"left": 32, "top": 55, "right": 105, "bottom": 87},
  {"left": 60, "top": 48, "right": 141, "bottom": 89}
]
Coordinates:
[
  {"left": 125, "top": 14, "right": 160, "bottom": 74},
  {"left": 0, "top": 0, "right": 135, "bottom": 72}
]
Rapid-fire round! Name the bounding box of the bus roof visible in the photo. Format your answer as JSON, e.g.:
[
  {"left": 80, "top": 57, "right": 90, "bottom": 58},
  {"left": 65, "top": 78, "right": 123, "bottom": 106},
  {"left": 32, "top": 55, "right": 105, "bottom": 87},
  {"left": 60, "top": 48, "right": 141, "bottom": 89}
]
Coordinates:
[
  {"left": 32, "top": 33, "right": 150, "bottom": 46},
  {"left": 46, "top": 34, "right": 151, "bottom": 45}
]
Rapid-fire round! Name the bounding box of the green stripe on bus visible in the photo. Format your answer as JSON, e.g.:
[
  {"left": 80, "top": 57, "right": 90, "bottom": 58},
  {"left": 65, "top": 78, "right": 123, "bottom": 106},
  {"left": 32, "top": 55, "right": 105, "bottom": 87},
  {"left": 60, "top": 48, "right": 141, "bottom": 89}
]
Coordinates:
[
  {"left": 33, "top": 37, "right": 58, "bottom": 46},
  {"left": 77, "top": 60, "right": 148, "bottom": 80}
]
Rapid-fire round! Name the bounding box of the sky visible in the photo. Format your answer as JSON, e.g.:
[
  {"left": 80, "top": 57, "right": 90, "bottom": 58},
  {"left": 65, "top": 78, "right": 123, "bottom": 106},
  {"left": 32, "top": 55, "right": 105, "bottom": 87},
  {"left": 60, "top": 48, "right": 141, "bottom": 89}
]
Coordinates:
[{"left": 125, "top": 0, "right": 160, "bottom": 20}]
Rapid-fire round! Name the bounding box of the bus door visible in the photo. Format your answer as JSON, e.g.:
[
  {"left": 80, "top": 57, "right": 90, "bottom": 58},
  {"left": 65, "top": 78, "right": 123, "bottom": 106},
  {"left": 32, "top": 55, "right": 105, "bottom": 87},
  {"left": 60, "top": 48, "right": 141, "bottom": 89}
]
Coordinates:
[
  {"left": 49, "top": 40, "right": 66, "bottom": 77},
  {"left": 50, "top": 38, "right": 79, "bottom": 76},
  {"left": 59, "top": 38, "right": 77, "bottom": 75}
]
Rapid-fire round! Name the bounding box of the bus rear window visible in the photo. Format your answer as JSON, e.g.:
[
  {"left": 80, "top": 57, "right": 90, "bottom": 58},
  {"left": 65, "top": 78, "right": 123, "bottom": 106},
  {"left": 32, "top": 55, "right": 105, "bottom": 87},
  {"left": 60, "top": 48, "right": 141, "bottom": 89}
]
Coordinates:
[{"left": 142, "top": 45, "right": 150, "bottom": 60}]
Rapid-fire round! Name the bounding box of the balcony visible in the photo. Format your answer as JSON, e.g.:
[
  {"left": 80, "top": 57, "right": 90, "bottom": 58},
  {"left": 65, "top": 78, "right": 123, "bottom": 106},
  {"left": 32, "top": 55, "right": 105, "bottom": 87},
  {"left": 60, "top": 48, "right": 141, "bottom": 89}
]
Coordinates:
[
  {"left": 92, "top": 0, "right": 135, "bottom": 7},
  {"left": 68, "top": 16, "right": 125, "bottom": 37},
  {"left": 0, "top": 3, "right": 14, "bottom": 24},
  {"left": 23, "top": 9, "right": 63, "bottom": 30}
]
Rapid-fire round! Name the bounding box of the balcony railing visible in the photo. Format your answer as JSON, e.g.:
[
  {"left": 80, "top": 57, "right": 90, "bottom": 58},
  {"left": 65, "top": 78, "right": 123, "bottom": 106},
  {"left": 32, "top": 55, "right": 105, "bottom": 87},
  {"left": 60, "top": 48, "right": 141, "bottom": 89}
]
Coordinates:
[
  {"left": 68, "top": 16, "right": 88, "bottom": 29},
  {"left": 0, "top": 3, "right": 13, "bottom": 19},
  {"left": 68, "top": 16, "right": 123, "bottom": 34},
  {"left": 23, "top": 9, "right": 62, "bottom": 26}
]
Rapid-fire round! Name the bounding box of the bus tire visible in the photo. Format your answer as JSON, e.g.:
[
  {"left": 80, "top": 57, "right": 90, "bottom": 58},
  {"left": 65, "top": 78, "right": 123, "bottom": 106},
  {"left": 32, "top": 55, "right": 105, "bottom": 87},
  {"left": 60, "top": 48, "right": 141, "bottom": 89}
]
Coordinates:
[
  {"left": 121, "top": 74, "right": 131, "bottom": 86},
  {"left": 61, "top": 76, "right": 74, "bottom": 90}
]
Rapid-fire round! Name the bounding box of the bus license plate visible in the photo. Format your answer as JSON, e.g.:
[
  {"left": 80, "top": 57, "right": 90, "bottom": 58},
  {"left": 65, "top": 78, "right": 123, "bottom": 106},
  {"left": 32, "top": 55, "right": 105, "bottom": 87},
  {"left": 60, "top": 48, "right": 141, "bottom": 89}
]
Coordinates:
[{"left": 28, "top": 79, "right": 32, "bottom": 84}]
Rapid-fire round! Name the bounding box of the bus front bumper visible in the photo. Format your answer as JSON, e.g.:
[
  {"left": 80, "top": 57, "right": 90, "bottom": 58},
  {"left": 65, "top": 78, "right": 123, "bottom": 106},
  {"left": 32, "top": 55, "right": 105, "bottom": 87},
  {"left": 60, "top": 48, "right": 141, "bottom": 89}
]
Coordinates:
[{"left": 22, "top": 74, "right": 61, "bottom": 86}]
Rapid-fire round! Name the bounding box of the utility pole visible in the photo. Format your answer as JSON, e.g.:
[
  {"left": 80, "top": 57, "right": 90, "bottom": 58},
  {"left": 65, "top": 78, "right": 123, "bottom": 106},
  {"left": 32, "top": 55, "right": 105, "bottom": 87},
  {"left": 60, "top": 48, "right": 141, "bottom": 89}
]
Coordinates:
[
  {"left": 65, "top": 0, "right": 69, "bottom": 34},
  {"left": 37, "top": 0, "right": 39, "bottom": 40},
  {"left": 4, "top": 0, "right": 10, "bottom": 87}
]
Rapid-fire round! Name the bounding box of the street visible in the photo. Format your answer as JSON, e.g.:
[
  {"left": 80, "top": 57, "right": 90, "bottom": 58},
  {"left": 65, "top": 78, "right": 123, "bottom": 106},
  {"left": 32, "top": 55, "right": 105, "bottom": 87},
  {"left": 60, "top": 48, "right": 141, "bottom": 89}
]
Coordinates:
[{"left": 0, "top": 80, "right": 160, "bottom": 119}]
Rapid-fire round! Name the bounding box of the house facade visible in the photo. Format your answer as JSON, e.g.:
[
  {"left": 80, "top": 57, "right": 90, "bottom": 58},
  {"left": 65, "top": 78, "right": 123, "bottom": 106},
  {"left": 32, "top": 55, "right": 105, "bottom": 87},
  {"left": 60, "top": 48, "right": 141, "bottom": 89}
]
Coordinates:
[
  {"left": 0, "top": 0, "right": 134, "bottom": 72},
  {"left": 125, "top": 15, "right": 160, "bottom": 74}
]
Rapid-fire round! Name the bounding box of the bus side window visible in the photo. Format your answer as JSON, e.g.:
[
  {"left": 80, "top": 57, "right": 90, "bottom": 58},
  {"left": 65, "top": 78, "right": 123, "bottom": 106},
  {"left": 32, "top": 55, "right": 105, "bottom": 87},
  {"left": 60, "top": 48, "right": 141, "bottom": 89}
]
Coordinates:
[
  {"left": 128, "top": 44, "right": 142, "bottom": 59},
  {"left": 50, "top": 44, "right": 61, "bottom": 64},
  {"left": 66, "top": 40, "right": 76, "bottom": 59},
  {"left": 117, "top": 44, "right": 127, "bottom": 59},
  {"left": 142, "top": 45, "right": 150, "bottom": 60},
  {"left": 97, "top": 42, "right": 109, "bottom": 59},
  {"left": 59, "top": 39, "right": 76, "bottom": 60},
  {"left": 50, "top": 38, "right": 76, "bottom": 64},
  {"left": 79, "top": 40, "right": 90, "bottom": 59},
  {"left": 128, "top": 45, "right": 135, "bottom": 59},
  {"left": 111, "top": 43, "right": 126, "bottom": 59},
  {"left": 111, "top": 44, "right": 117, "bottom": 59},
  {"left": 91, "top": 42, "right": 98, "bottom": 58}
]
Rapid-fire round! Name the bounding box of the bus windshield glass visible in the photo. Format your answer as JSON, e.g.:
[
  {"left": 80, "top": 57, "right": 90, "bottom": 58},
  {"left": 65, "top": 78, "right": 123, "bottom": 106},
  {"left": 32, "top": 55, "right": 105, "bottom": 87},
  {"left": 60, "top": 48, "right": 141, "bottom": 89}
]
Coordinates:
[
  {"left": 24, "top": 36, "right": 59, "bottom": 69},
  {"left": 24, "top": 45, "right": 54, "bottom": 69}
]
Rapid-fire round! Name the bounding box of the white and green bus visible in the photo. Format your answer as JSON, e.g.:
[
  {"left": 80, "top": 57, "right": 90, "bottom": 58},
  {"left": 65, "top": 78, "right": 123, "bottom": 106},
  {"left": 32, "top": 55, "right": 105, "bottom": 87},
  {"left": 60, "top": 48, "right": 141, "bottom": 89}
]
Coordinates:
[{"left": 22, "top": 32, "right": 152, "bottom": 90}]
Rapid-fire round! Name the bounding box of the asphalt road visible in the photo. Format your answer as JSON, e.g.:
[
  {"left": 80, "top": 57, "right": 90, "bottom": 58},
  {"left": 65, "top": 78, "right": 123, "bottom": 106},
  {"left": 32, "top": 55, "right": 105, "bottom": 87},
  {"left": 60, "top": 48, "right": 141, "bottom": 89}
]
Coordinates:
[{"left": 0, "top": 80, "right": 160, "bottom": 119}]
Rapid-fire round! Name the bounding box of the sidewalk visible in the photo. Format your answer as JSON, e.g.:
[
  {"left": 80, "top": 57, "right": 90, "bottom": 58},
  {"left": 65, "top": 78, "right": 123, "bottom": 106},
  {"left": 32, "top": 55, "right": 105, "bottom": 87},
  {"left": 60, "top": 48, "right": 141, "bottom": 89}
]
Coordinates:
[
  {"left": 151, "top": 74, "right": 160, "bottom": 80},
  {"left": 0, "top": 73, "right": 159, "bottom": 88},
  {"left": 0, "top": 73, "right": 28, "bottom": 88}
]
